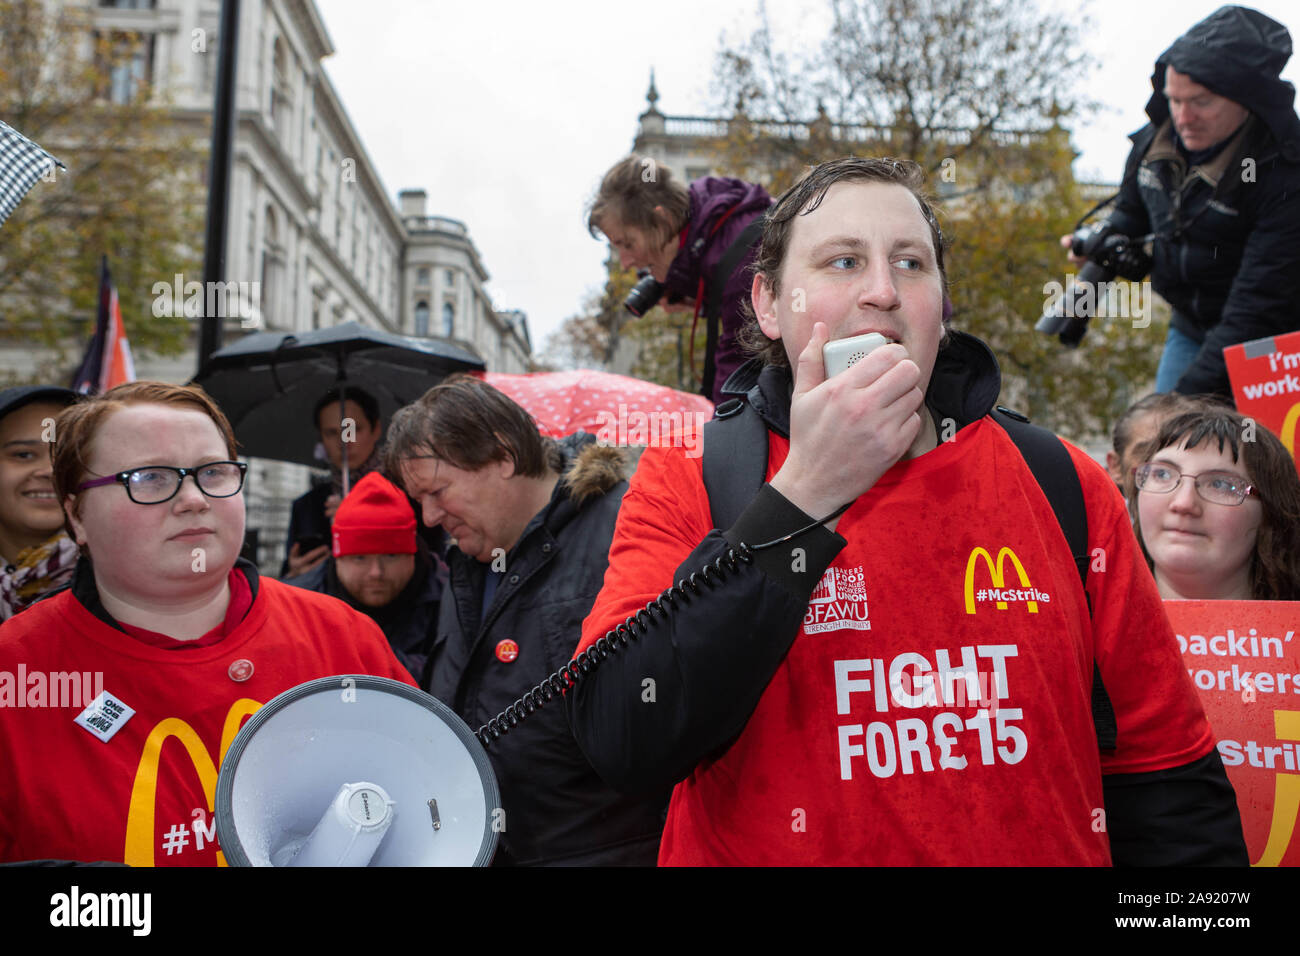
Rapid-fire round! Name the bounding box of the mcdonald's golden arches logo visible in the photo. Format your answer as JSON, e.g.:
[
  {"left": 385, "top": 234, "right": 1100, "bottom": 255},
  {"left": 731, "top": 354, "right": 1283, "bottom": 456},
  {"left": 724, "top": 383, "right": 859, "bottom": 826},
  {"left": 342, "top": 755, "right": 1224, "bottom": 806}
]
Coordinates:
[
  {"left": 1280, "top": 402, "right": 1299, "bottom": 459},
  {"left": 964, "top": 546, "right": 1050, "bottom": 615},
  {"left": 123, "top": 698, "right": 262, "bottom": 867}
]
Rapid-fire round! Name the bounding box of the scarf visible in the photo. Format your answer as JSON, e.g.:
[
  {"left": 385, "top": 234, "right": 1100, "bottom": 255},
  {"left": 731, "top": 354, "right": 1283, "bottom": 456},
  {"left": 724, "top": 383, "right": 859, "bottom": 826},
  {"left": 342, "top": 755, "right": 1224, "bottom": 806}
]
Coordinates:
[
  {"left": 0, "top": 532, "right": 79, "bottom": 621},
  {"left": 327, "top": 444, "right": 384, "bottom": 498}
]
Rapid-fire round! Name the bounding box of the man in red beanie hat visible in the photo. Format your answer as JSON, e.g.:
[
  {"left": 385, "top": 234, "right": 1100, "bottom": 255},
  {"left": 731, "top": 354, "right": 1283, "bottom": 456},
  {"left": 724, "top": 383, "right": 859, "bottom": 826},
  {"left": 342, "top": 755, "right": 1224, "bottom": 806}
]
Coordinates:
[{"left": 283, "top": 471, "right": 445, "bottom": 681}]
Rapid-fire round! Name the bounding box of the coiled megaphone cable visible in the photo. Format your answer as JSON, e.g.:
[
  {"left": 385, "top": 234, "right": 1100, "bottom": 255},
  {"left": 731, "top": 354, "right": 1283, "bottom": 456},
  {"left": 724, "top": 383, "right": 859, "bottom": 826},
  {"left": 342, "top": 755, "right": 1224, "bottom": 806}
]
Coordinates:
[{"left": 475, "top": 500, "right": 854, "bottom": 746}]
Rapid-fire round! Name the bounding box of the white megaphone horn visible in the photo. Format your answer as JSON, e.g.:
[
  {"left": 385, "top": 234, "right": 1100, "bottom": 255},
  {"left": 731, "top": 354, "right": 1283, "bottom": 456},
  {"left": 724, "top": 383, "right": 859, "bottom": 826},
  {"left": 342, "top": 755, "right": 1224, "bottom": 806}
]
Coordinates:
[{"left": 215, "top": 676, "right": 499, "bottom": 866}]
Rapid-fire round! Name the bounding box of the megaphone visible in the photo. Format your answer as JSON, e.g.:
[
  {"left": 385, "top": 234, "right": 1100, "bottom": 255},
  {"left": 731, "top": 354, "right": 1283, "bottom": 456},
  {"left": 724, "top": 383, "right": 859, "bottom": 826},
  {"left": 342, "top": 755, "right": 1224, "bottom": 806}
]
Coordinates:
[{"left": 215, "top": 676, "right": 499, "bottom": 866}]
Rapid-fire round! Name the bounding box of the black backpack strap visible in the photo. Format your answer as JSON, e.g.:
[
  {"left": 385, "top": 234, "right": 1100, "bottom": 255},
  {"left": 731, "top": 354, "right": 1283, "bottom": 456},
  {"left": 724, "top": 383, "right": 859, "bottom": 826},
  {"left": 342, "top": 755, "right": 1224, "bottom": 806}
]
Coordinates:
[
  {"left": 991, "top": 406, "right": 1117, "bottom": 753},
  {"left": 702, "top": 398, "right": 769, "bottom": 529},
  {"left": 701, "top": 218, "right": 765, "bottom": 400},
  {"left": 991, "top": 407, "right": 1089, "bottom": 579}
]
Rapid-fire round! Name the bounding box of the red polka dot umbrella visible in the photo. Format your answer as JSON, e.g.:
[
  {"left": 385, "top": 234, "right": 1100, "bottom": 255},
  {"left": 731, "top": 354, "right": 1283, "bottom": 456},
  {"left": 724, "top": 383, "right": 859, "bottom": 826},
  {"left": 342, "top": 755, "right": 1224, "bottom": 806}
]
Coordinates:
[{"left": 472, "top": 369, "right": 714, "bottom": 442}]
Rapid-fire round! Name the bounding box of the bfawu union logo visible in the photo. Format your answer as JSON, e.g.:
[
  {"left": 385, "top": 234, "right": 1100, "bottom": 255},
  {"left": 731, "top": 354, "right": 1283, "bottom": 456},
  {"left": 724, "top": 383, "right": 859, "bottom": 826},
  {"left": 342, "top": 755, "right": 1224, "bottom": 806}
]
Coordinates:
[
  {"left": 804, "top": 565, "right": 870, "bottom": 634},
  {"left": 964, "top": 546, "right": 1050, "bottom": 615}
]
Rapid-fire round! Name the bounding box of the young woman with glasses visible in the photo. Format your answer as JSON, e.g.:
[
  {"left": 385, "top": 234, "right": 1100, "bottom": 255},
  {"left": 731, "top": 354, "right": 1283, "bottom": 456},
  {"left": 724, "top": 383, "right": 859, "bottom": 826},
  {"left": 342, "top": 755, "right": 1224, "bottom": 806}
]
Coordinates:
[
  {"left": 1131, "top": 402, "right": 1300, "bottom": 601},
  {"left": 0, "top": 381, "right": 413, "bottom": 866}
]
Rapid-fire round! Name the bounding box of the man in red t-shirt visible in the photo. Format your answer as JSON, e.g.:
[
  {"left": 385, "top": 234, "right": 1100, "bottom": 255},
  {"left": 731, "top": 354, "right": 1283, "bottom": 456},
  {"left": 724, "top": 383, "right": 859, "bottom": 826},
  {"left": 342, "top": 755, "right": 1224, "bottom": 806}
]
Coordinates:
[{"left": 569, "top": 158, "right": 1247, "bottom": 865}]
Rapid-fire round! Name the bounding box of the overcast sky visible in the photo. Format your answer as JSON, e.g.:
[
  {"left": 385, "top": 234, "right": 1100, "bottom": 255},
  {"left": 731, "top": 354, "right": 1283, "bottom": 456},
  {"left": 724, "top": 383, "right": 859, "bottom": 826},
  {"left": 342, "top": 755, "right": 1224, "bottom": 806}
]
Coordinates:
[{"left": 311, "top": 0, "right": 1299, "bottom": 357}]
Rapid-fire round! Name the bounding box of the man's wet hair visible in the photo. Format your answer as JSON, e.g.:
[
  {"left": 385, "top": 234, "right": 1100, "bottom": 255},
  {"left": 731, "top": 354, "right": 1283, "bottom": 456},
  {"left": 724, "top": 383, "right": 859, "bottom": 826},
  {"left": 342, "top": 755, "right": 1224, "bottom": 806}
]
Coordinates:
[
  {"left": 740, "top": 156, "right": 949, "bottom": 367},
  {"left": 383, "top": 374, "right": 562, "bottom": 480}
]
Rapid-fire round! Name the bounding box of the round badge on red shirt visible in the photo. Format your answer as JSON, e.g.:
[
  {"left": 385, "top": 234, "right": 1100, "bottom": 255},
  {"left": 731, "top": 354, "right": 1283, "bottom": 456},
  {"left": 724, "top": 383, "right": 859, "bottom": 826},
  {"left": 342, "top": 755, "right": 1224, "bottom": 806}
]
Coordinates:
[
  {"left": 495, "top": 639, "right": 519, "bottom": 663},
  {"left": 228, "top": 659, "right": 254, "bottom": 682}
]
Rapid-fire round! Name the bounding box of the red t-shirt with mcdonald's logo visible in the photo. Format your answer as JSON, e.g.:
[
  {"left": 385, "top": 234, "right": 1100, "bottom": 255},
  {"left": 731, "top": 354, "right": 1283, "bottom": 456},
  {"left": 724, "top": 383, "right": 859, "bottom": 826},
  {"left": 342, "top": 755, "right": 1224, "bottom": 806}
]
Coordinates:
[
  {"left": 0, "top": 576, "right": 415, "bottom": 866},
  {"left": 578, "top": 417, "right": 1216, "bottom": 865}
]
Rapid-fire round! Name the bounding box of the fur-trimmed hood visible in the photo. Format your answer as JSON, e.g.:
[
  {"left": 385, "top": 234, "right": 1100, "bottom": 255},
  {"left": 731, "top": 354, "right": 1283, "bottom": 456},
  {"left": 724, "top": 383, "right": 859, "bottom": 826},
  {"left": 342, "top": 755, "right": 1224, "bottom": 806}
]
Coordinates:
[{"left": 559, "top": 434, "right": 629, "bottom": 505}]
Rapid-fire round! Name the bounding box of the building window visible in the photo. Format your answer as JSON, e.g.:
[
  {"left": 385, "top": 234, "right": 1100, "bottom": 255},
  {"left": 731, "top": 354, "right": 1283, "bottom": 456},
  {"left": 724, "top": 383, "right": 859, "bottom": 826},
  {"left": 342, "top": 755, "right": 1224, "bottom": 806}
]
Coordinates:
[
  {"left": 445, "top": 269, "right": 455, "bottom": 287},
  {"left": 321, "top": 146, "right": 334, "bottom": 193},
  {"left": 417, "top": 267, "right": 431, "bottom": 286},
  {"left": 414, "top": 301, "right": 429, "bottom": 337},
  {"left": 270, "top": 38, "right": 293, "bottom": 151},
  {"left": 442, "top": 302, "right": 454, "bottom": 337},
  {"left": 312, "top": 120, "right": 322, "bottom": 180},
  {"left": 99, "top": 0, "right": 155, "bottom": 8},
  {"left": 261, "top": 207, "right": 285, "bottom": 328},
  {"left": 96, "top": 31, "right": 154, "bottom": 104}
]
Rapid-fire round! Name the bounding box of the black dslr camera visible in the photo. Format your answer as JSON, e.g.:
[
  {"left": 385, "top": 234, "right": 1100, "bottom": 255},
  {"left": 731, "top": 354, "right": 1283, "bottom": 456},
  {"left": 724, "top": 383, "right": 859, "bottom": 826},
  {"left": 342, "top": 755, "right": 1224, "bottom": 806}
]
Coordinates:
[
  {"left": 1035, "top": 222, "right": 1152, "bottom": 347},
  {"left": 624, "top": 270, "right": 664, "bottom": 317}
]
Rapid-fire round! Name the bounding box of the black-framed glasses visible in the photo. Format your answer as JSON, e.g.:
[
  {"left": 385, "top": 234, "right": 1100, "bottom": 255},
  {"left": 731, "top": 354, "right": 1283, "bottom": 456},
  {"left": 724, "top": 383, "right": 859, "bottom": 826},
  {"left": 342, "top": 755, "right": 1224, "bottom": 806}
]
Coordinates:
[
  {"left": 1133, "top": 462, "right": 1257, "bottom": 506},
  {"left": 76, "top": 461, "right": 247, "bottom": 504}
]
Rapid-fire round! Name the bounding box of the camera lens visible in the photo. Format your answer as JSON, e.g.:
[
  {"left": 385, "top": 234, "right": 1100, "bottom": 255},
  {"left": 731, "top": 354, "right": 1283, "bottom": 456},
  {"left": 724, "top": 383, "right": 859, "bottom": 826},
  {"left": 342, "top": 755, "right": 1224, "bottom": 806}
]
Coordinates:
[{"left": 624, "top": 272, "right": 664, "bottom": 317}]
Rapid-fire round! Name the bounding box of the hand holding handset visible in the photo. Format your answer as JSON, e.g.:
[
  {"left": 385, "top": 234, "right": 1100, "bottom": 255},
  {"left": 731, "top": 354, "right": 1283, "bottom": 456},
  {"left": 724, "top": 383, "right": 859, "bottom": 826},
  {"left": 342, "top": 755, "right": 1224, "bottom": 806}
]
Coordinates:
[
  {"left": 823, "top": 332, "right": 891, "bottom": 378},
  {"left": 774, "top": 327, "right": 919, "bottom": 525}
]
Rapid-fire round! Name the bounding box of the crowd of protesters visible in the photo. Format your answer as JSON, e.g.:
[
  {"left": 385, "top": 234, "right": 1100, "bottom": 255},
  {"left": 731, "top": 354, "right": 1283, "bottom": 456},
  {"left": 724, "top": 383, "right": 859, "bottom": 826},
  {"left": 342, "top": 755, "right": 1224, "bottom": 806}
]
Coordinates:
[{"left": 1, "top": 3, "right": 1299, "bottom": 868}]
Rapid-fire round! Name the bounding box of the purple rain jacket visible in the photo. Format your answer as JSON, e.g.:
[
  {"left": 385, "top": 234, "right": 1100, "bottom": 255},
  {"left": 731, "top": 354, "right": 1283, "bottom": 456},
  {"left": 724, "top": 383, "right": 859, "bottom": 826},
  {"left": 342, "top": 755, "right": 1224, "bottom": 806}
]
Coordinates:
[{"left": 661, "top": 177, "right": 772, "bottom": 404}]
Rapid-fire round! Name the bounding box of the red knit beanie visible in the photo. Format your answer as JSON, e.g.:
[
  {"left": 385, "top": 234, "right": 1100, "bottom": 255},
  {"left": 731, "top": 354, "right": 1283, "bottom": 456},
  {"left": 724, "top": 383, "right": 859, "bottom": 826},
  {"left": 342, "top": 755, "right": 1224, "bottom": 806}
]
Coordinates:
[{"left": 331, "top": 472, "right": 416, "bottom": 557}]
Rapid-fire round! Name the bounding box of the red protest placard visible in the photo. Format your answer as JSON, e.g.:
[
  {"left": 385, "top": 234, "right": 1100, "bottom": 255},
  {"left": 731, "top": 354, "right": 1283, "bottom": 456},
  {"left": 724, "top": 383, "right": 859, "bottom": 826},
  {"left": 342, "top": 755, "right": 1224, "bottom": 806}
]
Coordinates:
[
  {"left": 1224, "top": 330, "right": 1300, "bottom": 473},
  {"left": 1165, "top": 600, "right": 1300, "bottom": 866}
]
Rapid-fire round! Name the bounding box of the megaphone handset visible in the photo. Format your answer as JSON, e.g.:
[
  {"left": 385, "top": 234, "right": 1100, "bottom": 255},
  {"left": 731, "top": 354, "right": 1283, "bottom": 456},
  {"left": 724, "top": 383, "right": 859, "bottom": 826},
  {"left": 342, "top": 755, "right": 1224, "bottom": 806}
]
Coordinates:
[{"left": 476, "top": 503, "right": 854, "bottom": 744}]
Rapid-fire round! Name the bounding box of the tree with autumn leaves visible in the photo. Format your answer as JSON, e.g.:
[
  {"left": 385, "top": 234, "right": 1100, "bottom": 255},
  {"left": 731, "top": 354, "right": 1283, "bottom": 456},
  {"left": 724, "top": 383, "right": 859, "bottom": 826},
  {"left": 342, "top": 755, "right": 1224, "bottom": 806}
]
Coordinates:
[
  {"left": 553, "top": 0, "right": 1165, "bottom": 438},
  {"left": 0, "top": 0, "right": 201, "bottom": 384}
]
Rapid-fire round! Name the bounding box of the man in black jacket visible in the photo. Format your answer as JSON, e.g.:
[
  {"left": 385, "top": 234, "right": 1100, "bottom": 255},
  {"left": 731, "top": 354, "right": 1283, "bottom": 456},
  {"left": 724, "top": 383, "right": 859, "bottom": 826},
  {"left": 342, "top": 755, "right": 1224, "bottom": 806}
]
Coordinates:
[
  {"left": 281, "top": 386, "right": 386, "bottom": 578},
  {"left": 1066, "top": 5, "right": 1300, "bottom": 397},
  {"left": 570, "top": 157, "right": 1247, "bottom": 866},
  {"left": 385, "top": 376, "right": 667, "bottom": 866}
]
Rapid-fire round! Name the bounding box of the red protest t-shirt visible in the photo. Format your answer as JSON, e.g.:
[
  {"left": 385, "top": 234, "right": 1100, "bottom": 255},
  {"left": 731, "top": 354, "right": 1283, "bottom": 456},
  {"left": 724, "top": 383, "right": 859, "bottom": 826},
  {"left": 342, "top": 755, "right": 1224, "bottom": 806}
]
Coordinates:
[
  {"left": 0, "top": 577, "right": 416, "bottom": 866},
  {"left": 579, "top": 417, "right": 1215, "bottom": 865}
]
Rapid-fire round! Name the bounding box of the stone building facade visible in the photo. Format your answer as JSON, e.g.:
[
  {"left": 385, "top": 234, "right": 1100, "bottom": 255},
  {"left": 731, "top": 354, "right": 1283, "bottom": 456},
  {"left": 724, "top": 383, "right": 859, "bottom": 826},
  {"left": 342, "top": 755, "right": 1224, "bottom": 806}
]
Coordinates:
[{"left": 27, "top": 0, "right": 534, "bottom": 571}]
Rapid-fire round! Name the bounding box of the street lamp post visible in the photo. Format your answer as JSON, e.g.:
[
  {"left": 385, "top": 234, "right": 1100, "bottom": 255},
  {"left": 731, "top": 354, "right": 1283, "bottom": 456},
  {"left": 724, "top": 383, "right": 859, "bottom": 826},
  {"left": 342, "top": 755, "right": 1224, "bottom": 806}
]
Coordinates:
[{"left": 197, "top": 0, "right": 241, "bottom": 372}]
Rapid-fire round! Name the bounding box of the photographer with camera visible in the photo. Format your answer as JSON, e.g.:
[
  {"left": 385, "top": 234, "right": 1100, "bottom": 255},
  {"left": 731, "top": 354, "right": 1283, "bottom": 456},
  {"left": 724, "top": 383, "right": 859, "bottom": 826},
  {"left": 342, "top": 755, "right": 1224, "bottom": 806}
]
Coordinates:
[
  {"left": 1055, "top": 5, "right": 1300, "bottom": 397},
  {"left": 588, "top": 156, "right": 771, "bottom": 405}
]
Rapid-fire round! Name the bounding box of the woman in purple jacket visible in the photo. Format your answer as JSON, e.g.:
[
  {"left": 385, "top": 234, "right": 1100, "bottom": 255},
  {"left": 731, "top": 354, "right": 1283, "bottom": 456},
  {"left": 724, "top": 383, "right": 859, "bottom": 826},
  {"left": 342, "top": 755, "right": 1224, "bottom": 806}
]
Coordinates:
[{"left": 588, "top": 156, "right": 771, "bottom": 405}]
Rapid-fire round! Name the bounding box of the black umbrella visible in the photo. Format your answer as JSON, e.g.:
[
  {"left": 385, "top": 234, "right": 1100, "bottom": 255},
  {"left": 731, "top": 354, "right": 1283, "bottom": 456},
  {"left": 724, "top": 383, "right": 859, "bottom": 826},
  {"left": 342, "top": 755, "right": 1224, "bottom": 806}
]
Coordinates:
[{"left": 192, "top": 321, "right": 485, "bottom": 492}]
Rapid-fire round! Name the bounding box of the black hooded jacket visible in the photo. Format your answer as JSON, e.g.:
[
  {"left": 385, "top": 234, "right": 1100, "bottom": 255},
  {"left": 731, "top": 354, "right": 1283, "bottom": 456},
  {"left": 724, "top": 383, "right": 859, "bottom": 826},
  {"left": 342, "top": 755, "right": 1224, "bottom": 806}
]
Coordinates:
[
  {"left": 428, "top": 433, "right": 668, "bottom": 866},
  {"left": 1107, "top": 5, "right": 1300, "bottom": 396}
]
